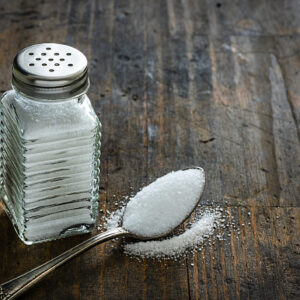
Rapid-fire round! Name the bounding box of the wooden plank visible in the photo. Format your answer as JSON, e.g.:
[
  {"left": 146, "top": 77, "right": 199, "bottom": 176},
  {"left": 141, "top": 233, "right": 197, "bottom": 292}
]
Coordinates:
[{"left": 0, "top": 0, "right": 299, "bottom": 299}]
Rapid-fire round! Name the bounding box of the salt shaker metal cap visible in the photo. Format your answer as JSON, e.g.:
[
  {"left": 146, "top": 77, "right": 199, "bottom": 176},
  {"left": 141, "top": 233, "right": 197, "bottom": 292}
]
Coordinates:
[{"left": 12, "top": 43, "right": 89, "bottom": 100}]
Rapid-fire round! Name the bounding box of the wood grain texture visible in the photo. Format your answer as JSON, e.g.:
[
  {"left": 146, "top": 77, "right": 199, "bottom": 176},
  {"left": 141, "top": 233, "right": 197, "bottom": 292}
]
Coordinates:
[{"left": 0, "top": 0, "right": 299, "bottom": 299}]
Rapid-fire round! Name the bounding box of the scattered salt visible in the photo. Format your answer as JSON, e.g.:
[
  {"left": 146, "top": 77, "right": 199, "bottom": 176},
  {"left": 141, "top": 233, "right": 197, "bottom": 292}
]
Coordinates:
[
  {"left": 122, "top": 169, "right": 205, "bottom": 238},
  {"left": 98, "top": 168, "right": 238, "bottom": 260},
  {"left": 104, "top": 207, "right": 125, "bottom": 230},
  {"left": 123, "top": 211, "right": 220, "bottom": 259}
]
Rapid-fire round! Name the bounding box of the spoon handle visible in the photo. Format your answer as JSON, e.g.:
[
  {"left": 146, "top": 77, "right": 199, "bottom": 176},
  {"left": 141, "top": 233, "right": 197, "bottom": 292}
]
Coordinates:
[{"left": 0, "top": 227, "right": 128, "bottom": 300}]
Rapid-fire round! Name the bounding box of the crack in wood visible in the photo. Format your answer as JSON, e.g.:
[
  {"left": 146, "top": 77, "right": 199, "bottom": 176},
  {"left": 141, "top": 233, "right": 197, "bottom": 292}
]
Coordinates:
[{"left": 199, "top": 137, "right": 216, "bottom": 143}]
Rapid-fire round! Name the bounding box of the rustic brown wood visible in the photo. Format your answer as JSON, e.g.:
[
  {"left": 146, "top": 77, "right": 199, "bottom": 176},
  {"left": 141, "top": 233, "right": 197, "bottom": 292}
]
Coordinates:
[{"left": 0, "top": 0, "right": 299, "bottom": 299}]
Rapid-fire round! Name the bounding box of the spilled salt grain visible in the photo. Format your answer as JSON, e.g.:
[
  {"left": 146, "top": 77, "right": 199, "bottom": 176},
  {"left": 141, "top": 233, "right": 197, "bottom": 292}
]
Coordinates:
[
  {"left": 104, "top": 206, "right": 222, "bottom": 259},
  {"left": 105, "top": 207, "right": 125, "bottom": 230},
  {"left": 99, "top": 168, "right": 237, "bottom": 259},
  {"left": 124, "top": 211, "right": 220, "bottom": 258},
  {"left": 122, "top": 168, "right": 205, "bottom": 238}
]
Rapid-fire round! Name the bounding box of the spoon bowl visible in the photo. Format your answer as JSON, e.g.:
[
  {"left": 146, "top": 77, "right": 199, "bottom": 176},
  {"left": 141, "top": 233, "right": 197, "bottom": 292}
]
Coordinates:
[{"left": 122, "top": 166, "right": 206, "bottom": 240}]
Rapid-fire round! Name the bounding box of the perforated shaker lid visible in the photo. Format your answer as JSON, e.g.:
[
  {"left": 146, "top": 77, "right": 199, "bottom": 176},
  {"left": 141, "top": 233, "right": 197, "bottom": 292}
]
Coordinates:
[{"left": 12, "top": 43, "right": 89, "bottom": 100}]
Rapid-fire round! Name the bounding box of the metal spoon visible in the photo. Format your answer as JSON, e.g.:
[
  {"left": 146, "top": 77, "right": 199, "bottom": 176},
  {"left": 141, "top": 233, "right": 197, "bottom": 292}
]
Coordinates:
[{"left": 0, "top": 167, "right": 205, "bottom": 300}]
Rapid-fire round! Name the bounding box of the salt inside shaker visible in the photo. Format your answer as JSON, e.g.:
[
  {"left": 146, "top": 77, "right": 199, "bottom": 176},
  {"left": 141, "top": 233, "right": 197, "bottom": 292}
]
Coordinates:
[{"left": 0, "top": 43, "right": 101, "bottom": 244}]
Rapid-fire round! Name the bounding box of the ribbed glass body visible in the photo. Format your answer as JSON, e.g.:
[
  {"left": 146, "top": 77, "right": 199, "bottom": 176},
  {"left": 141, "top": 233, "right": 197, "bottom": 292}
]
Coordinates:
[{"left": 0, "top": 89, "right": 101, "bottom": 244}]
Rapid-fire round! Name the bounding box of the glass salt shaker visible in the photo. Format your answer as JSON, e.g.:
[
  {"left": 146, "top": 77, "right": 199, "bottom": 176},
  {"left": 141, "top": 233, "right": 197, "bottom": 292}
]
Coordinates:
[{"left": 0, "top": 43, "right": 101, "bottom": 244}]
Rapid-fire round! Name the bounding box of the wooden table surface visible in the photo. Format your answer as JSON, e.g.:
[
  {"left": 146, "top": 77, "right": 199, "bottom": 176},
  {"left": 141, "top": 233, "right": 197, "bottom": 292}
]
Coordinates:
[{"left": 0, "top": 0, "right": 299, "bottom": 299}]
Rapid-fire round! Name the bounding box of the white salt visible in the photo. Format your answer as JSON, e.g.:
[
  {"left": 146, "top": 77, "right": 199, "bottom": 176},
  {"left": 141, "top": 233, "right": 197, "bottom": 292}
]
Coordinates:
[
  {"left": 104, "top": 206, "right": 223, "bottom": 259},
  {"left": 124, "top": 211, "right": 220, "bottom": 258},
  {"left": 122, "top": 168, "right": 205, "bottom": 238},
  {"left": 100, "top": 169, "right": 230, "bottom": 259},
  {"left": 104, "top": 207, "right": 125, "bottom": 230}
]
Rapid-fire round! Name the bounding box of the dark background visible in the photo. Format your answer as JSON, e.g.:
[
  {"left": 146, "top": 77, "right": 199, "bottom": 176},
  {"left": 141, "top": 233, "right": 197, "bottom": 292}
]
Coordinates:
[{"left": 0, "top": 0, "right": 299, "bottom": 299}]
